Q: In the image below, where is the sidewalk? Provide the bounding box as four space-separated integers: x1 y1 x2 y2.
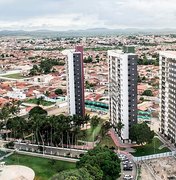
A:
108 128 136 148
155 132 176 151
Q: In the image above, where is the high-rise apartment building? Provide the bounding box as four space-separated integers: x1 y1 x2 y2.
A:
159 51 176 143
64 46 85 117
108 49 138 140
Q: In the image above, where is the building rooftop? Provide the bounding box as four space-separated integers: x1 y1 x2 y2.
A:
108 49 136 56
160 51 176 59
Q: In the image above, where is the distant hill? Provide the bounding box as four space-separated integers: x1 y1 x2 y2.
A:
0 28 176 38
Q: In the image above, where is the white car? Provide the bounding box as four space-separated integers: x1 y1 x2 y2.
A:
123 175 133 180
118 154 127 158
122 157 129 161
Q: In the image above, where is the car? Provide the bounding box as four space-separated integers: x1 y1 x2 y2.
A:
123 164 129 167
122 157 129 161
123 174 133 180
122 161 129 165
123 164 133 168
123 163 133 167
128 164 133 167
123 166 133 171
118 154 126 159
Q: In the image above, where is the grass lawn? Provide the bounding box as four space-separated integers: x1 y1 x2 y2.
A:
132 137 170 157
98 135 126 150
4 154 76 180
26 99 55 106
79 124 102 142
2 73 24 79
99 135 116 148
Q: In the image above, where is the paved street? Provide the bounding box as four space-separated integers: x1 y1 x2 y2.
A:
108 129 137 180
118 153 137 180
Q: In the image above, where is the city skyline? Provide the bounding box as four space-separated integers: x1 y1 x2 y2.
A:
0 0 176 30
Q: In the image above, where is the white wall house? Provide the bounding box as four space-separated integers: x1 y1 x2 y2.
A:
6 88 26 100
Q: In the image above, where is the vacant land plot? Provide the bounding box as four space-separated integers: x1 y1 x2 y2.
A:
2 73 24 79
140 157 176 180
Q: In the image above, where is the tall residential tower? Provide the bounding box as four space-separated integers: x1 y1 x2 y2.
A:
108 48 138 140
64 46 85 117
159 51 176 143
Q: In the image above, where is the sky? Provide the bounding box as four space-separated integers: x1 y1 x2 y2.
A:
0 0 175 31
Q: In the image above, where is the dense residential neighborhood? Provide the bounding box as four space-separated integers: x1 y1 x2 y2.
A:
0 33 176 179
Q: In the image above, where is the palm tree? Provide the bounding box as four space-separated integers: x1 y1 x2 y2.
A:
90 116 101 129
30 114 45 144
44 91 50 97
114 122 124 136
83 114 90 127
100 121 112 137
7 116 27 139
0 101 20 140
36 96 44 106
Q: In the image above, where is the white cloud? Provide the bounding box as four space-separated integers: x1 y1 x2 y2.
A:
0 0 175 30
0 13 104 30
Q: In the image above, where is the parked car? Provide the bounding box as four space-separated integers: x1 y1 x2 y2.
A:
123 163 133 168
122 157 129 161
118 154 126 159
123 174 133 180
122 161 129 165
123 166 133 171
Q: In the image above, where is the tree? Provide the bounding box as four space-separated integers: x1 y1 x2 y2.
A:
95 55 99 59
100 121 112 137
0 101 20 122
29 58 63 76
142 89 153 96
83 114 90 125
90 116 100 128
7 116 27 139
143 55 148 65
138 75 142 83
129 122 154 145
45 91 50 97
142 76 146 81
51 168 93 180
113 122 124 136
84 56 93 63
154 60 159 66
83 164 103 180
76 146 121 180
36 96 45 106
85 81 94 89
0 101 20 140
4 141 15 149
55 89 63 95
29 106 47 118
139 97 144 101
29 65 40 76
40 60 53 74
